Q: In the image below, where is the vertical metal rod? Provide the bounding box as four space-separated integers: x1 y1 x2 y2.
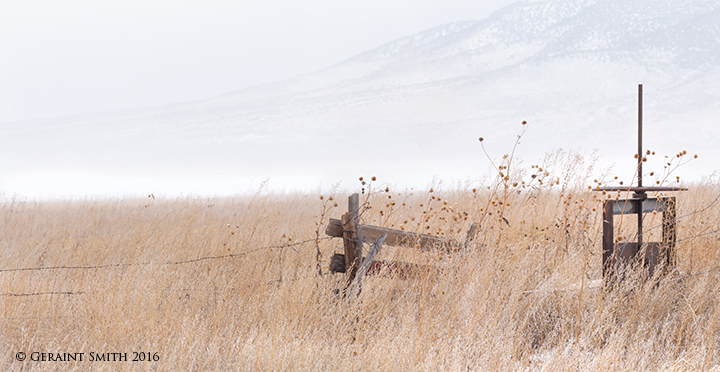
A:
637 84 643 250
638 84 643 188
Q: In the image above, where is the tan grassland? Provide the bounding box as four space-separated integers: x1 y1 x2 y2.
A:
2 153 720 371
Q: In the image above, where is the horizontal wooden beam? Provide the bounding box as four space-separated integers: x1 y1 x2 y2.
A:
326 218 452 250
595 186 687 192
609 197 674 215
329 253 439 280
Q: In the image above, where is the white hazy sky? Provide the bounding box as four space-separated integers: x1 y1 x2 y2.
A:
0 0 516 123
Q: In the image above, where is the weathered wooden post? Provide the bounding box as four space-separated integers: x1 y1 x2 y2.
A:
341 193 363 289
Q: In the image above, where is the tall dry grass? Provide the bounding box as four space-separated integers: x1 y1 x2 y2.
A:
2 153 720 371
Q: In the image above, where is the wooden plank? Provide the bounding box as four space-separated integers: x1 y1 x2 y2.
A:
366 261 438 280
643 242 662 277
662 197 677 267
325 218 344 237
348 233 387 296
326 218 450 250
329 254 439 281
611 197 667 215
329 253 346 273
596 186 687 192
464 223 479 249
602 201 614 277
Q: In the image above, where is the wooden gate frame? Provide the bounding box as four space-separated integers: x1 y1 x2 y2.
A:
326 193 478 286
601 195 677 277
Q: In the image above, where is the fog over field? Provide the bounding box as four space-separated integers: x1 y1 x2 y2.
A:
4 2 720 370
1 0 719 198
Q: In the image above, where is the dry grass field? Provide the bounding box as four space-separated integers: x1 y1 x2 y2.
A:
2 152 720 371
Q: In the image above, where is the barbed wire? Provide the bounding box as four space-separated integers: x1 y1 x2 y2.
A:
0 272 323 299
1 291 86 297
0 237 336 298
0 236 334 274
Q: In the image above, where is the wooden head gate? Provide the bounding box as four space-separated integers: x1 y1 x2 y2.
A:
595 84 687 278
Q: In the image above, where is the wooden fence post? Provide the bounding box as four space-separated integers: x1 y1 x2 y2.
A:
342 193 363 290
341 212 358 288
349 193 363 270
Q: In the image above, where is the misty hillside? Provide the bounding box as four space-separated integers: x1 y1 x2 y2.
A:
2 0 719 197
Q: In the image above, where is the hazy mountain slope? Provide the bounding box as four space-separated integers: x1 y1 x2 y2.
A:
2 0 719 197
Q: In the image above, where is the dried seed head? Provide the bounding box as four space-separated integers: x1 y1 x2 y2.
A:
372 176 377 181
522 120 527 125
479 137 484 142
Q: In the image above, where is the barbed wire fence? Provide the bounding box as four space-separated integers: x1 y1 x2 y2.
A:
3 191 720 298
0 236 335 298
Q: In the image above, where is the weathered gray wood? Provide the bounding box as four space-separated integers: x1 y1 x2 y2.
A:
602 201 614 277
341 213 358 287
464 223 479 249
662 197 677 267
348 233 387 296
329 253 346 273
611 197 667 215
329 255 438 281
327 218 450 250
348 193 363 276
325 218 344 237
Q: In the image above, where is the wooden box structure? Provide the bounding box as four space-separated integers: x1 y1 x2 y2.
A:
598 188 682 277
